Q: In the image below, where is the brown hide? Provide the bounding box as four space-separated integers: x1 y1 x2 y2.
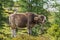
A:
9 12 38 29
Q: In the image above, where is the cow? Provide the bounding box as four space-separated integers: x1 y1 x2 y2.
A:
9 12 46 37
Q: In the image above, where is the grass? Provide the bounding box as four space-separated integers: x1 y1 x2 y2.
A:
0 22 52 40
0 33 51 40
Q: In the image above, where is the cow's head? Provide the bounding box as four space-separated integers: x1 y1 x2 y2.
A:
34 15 46 24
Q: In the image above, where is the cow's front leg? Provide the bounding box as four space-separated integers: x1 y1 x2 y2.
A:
27 27 32 35
11 28 16 37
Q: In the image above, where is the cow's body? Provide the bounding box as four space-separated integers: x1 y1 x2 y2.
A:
9 12 38 28
9 12 46 37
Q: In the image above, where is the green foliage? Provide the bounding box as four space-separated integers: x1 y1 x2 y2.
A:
0 34 51 40
43 34 56 40
54 12 60 26
16 0 50 14
31 24 40 36
0 0 14 7
12 34 50 40
0 0 60 40
12 34 36 40
47 24 60 40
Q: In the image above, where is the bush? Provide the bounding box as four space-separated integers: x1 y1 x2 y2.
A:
47 24 60 37
31 24 41 36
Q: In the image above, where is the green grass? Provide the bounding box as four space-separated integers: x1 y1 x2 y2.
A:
0 22 52 40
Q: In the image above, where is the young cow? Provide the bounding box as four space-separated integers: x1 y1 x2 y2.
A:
9 12 46 37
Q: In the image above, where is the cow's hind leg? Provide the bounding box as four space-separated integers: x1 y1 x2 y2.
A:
11 28 16 37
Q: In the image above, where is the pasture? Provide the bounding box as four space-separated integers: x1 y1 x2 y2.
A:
0 0 60 40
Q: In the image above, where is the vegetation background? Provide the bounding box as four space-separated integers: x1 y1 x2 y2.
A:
0 0 60 40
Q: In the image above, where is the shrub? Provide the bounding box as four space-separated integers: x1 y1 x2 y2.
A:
31 24 41 36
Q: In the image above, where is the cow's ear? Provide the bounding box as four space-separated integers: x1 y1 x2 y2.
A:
34 17 39 21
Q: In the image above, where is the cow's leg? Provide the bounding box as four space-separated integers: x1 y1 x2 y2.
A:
27 24 32 35
27 22 32 34
11 28 16 37
27 14 33 35
27 27 32 35
40 24 44 34
28 24 35 35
